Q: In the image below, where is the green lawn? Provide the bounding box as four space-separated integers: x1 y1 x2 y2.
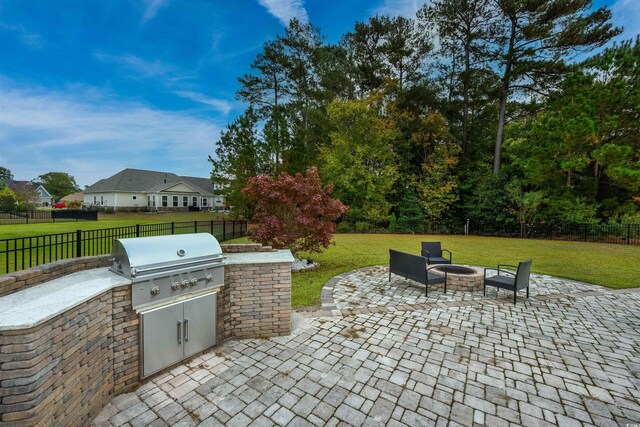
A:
230 233 640 307
0 211 229 239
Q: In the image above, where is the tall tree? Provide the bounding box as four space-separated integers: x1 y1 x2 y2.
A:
0 167 13 183
320 97 399 226
342 15 431 95
490 0 620 173
209 108 262 218
419 0 495 155
32 172 80 201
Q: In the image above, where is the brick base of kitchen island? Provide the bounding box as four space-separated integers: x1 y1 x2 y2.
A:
0 245 292 426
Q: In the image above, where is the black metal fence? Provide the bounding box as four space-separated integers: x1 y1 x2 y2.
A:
347 219 640 246
0 220 247 275
0 210 98 224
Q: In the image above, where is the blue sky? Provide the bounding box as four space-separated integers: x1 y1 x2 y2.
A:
0 0 638 188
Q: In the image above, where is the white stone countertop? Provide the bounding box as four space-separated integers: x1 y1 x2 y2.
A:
0 268 131 331
0 250 294 331
224 250 294 265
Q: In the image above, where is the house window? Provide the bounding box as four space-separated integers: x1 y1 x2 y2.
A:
162 196 168 207
94 196 97 204
132 195 137 200
172 196 179 207
152 195 156 207
201 198 208 207
183 196 188 207
192 196 198 207
100 196 104 205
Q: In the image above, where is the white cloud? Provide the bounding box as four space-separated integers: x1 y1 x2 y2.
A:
0 79 222 187
173 91 234 115
611 0 640 41
141 0 169 24
257 0 309 26
93 52 190 80
0 22 43 48
372 0 423 18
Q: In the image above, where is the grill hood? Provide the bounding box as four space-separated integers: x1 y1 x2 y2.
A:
111 233 224 279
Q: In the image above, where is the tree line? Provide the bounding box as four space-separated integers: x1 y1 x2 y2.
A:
211 0 639 233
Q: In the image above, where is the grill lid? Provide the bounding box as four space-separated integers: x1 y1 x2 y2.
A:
111 233 224 278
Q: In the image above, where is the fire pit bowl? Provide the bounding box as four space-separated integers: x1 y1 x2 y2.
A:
430 264 484 292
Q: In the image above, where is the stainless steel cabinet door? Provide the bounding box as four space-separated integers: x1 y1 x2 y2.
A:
183 293 217 358
141 302 184 377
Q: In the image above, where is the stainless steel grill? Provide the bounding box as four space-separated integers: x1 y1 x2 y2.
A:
110 233 225 378
111 233 225 309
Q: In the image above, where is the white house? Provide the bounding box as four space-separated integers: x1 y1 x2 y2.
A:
83 168 225 210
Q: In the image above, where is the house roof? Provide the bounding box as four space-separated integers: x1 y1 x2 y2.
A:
61 192 84 202
6 180 36 194
85 168 214 195
1 181 52 198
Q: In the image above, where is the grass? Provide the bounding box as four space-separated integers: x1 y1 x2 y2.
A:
229 233 640 307
0 211 229 240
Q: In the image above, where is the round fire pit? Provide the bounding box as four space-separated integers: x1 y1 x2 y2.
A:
430 264 484 292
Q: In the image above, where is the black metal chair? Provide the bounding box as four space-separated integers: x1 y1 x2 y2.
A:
389 249 447 297
483 259 532 305
421 242 452 265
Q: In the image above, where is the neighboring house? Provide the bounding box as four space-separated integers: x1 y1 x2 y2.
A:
61 192 84 203
2 180 54 207
84 168 225 210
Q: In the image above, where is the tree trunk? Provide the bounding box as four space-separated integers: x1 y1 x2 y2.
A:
493 17 517 174
462 33 471 156
493 80 509 174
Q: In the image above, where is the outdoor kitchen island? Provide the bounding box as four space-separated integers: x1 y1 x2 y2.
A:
0 241 293 427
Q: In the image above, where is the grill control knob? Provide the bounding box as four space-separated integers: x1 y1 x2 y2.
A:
190 278 198 287
205 274 213 283
150 286 160 296
171 282 180 291
181 280 189 289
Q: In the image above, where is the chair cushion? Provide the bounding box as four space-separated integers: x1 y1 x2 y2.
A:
427 272 446 284
427 257 450 264
484 274 516 290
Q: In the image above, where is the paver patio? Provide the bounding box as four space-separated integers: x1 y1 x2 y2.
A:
93 267 640 427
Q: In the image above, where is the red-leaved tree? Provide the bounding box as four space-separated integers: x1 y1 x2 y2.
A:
242 167 348 256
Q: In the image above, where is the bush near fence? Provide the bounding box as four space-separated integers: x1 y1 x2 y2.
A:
0 220 247 275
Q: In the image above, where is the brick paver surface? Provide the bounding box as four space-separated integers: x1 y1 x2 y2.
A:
93 268 640 427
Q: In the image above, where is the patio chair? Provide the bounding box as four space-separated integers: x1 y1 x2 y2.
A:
421 242 452 265
389 249 447 297
483 259 532 305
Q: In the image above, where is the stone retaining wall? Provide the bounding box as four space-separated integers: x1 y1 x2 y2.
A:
0 285 137 426
0 244 291 426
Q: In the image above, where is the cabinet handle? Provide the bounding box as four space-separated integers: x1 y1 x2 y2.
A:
177 320 182 344
184 318 189 342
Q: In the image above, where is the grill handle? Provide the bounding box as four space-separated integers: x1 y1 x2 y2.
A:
184 318 189 342
177 320 182 344
130 256 225 277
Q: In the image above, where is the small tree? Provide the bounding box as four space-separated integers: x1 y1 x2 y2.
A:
0 186 18 211
396 187 426 233
242 167 348 256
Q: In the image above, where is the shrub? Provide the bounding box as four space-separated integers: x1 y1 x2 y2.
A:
66 200 82 209
0 187 18 211
243 167 348 256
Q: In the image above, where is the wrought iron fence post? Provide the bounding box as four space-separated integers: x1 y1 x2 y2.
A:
583 224 588 242
76 230 82 258
223 220 226 241
135 224 140 238
194 220 198 233
171 222 175 235
210 220 214 235
232 221 236 238
627 224 631 245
